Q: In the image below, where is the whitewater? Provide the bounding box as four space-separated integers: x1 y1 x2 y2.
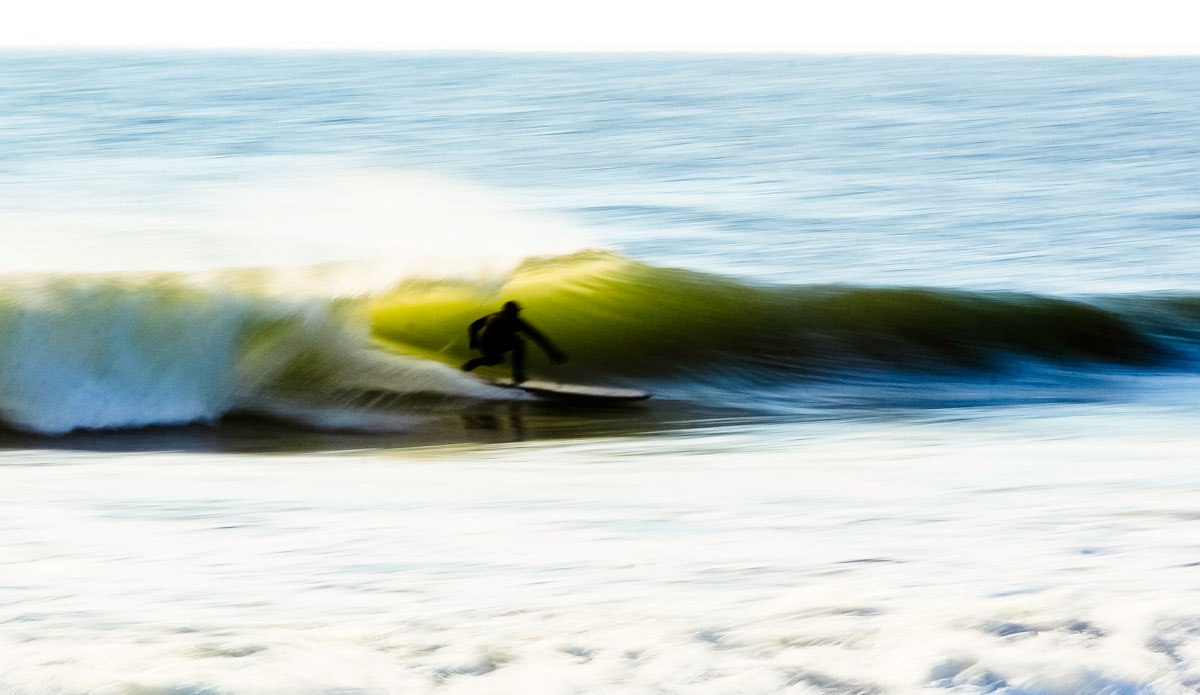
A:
2 52 1200 694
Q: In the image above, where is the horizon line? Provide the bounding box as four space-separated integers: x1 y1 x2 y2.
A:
3 45 1199 59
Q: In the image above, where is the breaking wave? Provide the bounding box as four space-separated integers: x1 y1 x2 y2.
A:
373 250 1200 380
2 251 1200 434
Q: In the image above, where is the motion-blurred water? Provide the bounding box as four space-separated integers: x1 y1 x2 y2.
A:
2 53 1198 289
2 53 1200 694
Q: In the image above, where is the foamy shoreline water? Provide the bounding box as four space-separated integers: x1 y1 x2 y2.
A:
3 407 1199 694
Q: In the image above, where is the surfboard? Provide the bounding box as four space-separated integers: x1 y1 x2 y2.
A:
487 378 651 404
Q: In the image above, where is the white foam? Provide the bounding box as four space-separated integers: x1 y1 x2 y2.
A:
3 414 1200 692
0 273 505 434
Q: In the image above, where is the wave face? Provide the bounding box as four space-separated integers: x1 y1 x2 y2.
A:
373 251 1200 384
2 252 1200 434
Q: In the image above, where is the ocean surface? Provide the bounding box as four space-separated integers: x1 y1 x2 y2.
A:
2 52 1200 694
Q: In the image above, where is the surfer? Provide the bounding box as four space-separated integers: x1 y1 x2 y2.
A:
461 301 567 384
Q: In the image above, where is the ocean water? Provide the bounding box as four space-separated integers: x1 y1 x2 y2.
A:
2 52 1200 694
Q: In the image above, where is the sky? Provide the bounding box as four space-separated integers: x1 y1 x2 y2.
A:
4 0 1200 55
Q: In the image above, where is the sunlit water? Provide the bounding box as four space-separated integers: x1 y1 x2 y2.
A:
1 53 1199 693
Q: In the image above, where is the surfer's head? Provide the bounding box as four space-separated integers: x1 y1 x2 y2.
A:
503 300 521 315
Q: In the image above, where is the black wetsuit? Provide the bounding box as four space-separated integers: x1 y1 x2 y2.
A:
461 310 563 383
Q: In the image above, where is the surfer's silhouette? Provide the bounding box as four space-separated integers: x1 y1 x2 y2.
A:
461 301 567 384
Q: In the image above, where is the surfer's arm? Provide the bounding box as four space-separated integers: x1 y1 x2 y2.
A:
467 317 487 349
518 320 567 364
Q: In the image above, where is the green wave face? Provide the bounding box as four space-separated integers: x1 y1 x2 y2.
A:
372 251 1178 383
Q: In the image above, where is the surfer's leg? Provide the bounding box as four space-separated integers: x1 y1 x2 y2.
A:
462 354 504 372
511 340 526 384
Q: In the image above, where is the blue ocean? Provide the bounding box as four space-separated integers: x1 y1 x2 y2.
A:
2 52 1200 694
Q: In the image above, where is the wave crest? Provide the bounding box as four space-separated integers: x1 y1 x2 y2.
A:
1 253 1198 434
